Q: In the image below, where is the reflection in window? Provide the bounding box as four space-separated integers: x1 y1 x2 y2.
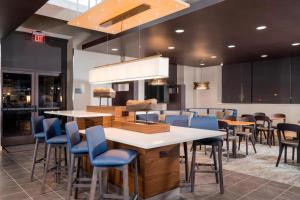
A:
39 75 62 108
2 73 32 108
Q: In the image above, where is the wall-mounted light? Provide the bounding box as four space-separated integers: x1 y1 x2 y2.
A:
194 82 209 90
149 78 167 86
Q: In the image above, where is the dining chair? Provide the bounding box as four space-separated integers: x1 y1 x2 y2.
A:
65 121 89 200
255 115 275 147
218 120 236 161
165 115 190 181
276 123 300 167
223 115 237 121
41 118 68 193
254 112 266 117
86 125 139 200
271 113 286 129
189 116 224 194
30 115 46 181
236 116 257 155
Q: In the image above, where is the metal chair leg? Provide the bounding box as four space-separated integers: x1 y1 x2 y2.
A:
30 138 39 181
217 142 224 194
123 165 129 200
211 145 219 184
183 142 189 182
41 144 51 193
75 157 81 199
66 154 75 200
89 167 99 200
134 158 139 198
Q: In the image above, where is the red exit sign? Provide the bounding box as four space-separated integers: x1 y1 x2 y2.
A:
32 31 45 43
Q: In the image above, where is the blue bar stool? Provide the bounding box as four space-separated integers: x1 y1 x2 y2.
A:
165 115 190 182
41 118 68 193
30 115 46 181
65 121 89 200
85 125 139 200
189 116 224 194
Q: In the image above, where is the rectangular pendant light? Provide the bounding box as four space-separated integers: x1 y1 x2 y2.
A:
89 55 169 84
68 0 190 34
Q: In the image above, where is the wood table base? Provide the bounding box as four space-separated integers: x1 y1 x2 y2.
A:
82 142 180 199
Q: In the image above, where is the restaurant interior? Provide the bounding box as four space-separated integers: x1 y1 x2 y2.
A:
0 0 300 199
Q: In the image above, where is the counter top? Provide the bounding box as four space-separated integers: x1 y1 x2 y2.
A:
44 110 112 118
79 126 225 149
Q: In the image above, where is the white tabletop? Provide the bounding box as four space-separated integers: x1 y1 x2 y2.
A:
44 110 112 118
79 126 225 149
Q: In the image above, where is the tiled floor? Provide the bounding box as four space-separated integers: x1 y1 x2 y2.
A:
0 142 300 200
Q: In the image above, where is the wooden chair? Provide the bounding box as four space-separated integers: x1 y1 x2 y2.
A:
236 116 257 155
254 112 266 117
276 123 300 167
255 115 275 147
271 113 286 129
218 120 236 161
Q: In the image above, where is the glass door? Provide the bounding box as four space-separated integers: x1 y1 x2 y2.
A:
37 74 62 115
2 72 35 146
1 72 63 147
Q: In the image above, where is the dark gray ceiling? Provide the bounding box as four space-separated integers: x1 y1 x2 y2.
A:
83 0 300 67
0 0 48 39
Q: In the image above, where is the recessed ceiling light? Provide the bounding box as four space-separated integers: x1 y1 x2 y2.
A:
292 42 300 46
200 63 205 66
261 54 268 58
111 48 118 51
175 29 184 33
227 44 236 48
168 46 175 50
211 55 217 59
256 25 267 30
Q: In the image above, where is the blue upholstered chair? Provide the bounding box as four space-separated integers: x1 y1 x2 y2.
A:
190 116 224 194
41 118 68 192
86 126 139 200
165 115 189 181
65 121 89 200
136 113 159 123
30 116 46 181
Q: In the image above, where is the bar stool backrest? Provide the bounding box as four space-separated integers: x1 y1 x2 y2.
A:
191 116 219 130
165 115 189 127
241 114 254 118
31 116 44 136
85 125 108 162
223 115 237 121
43 118 62 141
65 121 81 151
277 123 300 144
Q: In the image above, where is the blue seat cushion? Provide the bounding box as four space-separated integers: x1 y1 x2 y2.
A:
46 135 67 144
194 137 223 145
71 141 88 154
92 149 138 167
34 132 45 139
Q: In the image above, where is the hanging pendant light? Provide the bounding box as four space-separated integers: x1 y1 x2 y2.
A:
89 18 169 84
194 61 209 90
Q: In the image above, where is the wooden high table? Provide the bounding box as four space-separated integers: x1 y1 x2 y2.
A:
80 126 226 199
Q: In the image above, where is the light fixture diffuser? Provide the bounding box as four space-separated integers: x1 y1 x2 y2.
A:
89 55 169 84
68 0 190 34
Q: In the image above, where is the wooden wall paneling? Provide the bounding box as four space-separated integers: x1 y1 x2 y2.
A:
291 56 300 103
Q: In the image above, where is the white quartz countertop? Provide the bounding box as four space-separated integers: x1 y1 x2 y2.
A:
44 110 112 118
79 126 225 149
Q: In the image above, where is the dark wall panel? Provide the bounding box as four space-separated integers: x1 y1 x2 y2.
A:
1 32 66 72
252 58 291 103
291 56 300 103
222 62 252 103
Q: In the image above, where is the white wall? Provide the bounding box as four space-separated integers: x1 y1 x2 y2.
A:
73 50 121 109
73 50 144 109
182 65 300 123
